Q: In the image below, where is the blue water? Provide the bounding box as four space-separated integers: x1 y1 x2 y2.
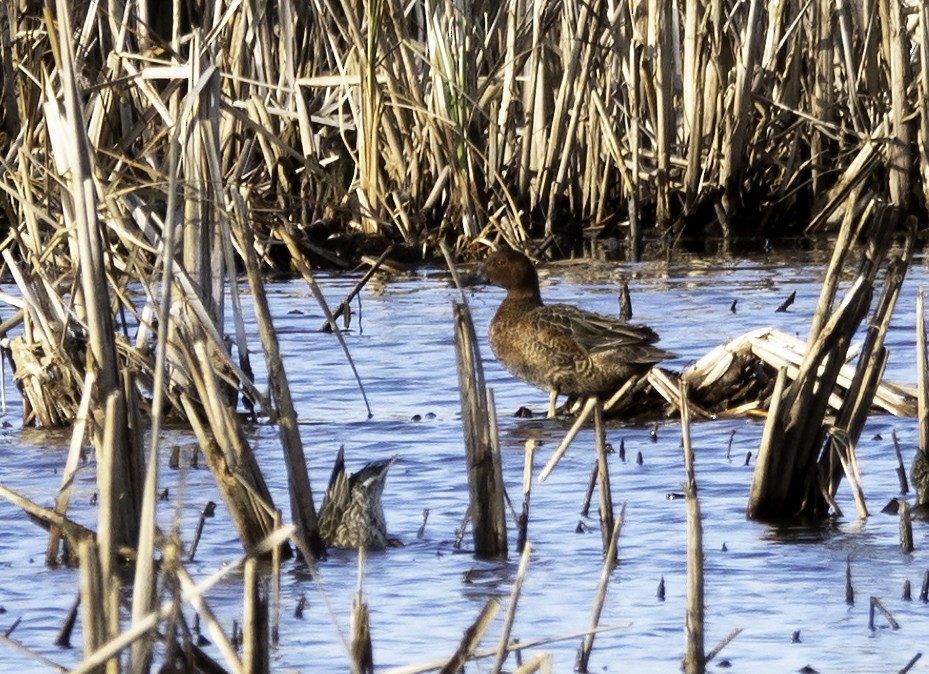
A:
1 248 928 673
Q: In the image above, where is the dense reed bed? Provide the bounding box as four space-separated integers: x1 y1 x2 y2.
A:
0 0 926 267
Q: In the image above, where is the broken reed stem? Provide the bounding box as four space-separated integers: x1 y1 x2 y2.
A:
272 510 282 646
453 300 507 557
830 430 869 519
235 218 324 559
915 288 929 506
55 593 80 648
79 539 110 674
869 596 900 630
492 541 532 674
705 627 744 665
681 381 705 674
539 397 597 481
511 652 552 673
278 226 372 418
243 557 270 674
439 598 501 674
68 524 293 674
517 440 537 553
900 500 914 554
900 652 923 673
892 430 909 494
130 137 180 669
381 623 631 674
593 400 615 561
320 243 396 331
846 556 855 605
47 370 95 564
351 549 373 674
576 503 624 673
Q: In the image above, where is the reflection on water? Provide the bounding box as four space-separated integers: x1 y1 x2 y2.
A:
0 254 928 672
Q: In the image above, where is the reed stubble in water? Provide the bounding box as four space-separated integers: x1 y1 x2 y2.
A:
453 299 508 558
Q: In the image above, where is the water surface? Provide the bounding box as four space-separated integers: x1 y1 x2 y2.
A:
1 251 928 673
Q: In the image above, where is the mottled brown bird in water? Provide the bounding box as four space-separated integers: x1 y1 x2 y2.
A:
486 248 673 416
319 446 397 549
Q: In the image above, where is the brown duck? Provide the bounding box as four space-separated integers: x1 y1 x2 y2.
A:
318 446 397 549
486 249 673 416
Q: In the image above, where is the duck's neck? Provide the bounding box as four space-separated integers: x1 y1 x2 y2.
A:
503 286 543 307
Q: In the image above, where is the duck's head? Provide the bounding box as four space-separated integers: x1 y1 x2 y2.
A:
484 249 541 298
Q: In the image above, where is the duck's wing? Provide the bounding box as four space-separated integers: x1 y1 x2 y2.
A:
538 304 664 355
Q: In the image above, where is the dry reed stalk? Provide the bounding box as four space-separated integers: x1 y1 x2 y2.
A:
382 622 631 674
878 0 914 209
492 541 532 673
179 345 279 555
46 370 95 564
810 0 835 196
593 401 615 561
512 653 553 674
69 528 293 674
748 206 897 519
440 598 501 674
453 300 508 558
681 381 705 674
233 211 325 559
0 631 67 672
78 540 109 674
278 225 372 417
918 293 929 443
130 136 182 673
47 0 144 554
538 397 597 481
517 439 537 553
351 549 374 674
720 0 763 217
917 2 929 210
899 500 914 554
821 238 912 505
243 557 270 674
916 288 929 505
575 503 624 673
272 509 282 646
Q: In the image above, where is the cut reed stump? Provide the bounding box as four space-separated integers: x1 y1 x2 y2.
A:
747 204 906 520
453 300 508 559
